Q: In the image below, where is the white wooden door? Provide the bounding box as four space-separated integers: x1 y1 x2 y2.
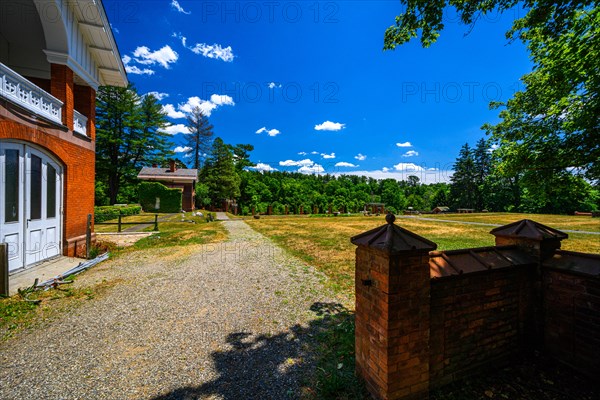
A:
24 147 62 266
0 141 62 271
0 142 25 271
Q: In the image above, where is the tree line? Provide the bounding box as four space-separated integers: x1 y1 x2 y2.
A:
95 85 598 215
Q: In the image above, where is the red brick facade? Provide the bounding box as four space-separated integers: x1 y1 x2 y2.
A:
50 64 75 131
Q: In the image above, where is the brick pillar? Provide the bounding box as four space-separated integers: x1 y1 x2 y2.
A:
352 214 437 400
74 84 96 139
50 64 74 130
251 206 256 216
490 219 567 351
267 205 272 215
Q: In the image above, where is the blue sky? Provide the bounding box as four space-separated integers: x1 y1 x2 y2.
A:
105 0 531 183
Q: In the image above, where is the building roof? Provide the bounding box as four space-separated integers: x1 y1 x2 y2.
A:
429 245 535 279
78 0 128 87
351 214 437 254
490 219 568 241
138 167 198 182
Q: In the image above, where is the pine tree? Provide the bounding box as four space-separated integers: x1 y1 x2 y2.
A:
450 143 477 210
184 106 213 170
201 138 241 206
473 138 492 210
96 87 172 204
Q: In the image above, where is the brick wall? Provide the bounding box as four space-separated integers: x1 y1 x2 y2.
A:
0 116 95 258
429 267 534 388
543 269 600 376
354 220 599 400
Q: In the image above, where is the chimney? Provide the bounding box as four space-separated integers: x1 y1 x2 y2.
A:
169 160 177 172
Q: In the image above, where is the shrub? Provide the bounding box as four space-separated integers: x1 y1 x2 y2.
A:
138 181 182 213
94 205 141 223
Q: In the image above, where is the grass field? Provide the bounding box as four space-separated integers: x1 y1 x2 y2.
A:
425 212 600 232
247 213 599 297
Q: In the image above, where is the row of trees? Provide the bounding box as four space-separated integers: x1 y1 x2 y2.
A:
451 139 599 214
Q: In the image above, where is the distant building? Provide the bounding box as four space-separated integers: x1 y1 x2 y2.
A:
432 206 450 214
138 161 197 211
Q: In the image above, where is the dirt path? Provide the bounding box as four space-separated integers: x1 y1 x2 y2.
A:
0 220 339 399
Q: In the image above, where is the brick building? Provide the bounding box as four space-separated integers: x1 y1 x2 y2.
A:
0 0 127 272
138 161 198 211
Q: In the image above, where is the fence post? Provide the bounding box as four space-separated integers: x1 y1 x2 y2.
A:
86 214 92 259
1 243 8 296
154 214 159 231
351 214 437 400
118 214 122 233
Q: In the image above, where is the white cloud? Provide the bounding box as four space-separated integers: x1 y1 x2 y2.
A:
298 151 307 155
255 127 280 137
394 162 426 172
321 152 335 159
396 141 412 147
163 104 186 119
315 120 345 131
335 162 357 167
299 164 325 174
171 0 191 14
191 43 234 62
310 151 319 155
160 123 188 135
210 94 235 106
175 34 235 62
250 163 277 172
124 65 155 75
146 91 169 100
279 158 324 174
382 167 390 172
132 45 178 69
175 94 234 117
173 146 192 153
402 150 419 157
354 153 366 161
268 82 282 89
279 159 315 167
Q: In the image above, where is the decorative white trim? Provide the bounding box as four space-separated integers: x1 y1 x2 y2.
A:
73 109 88 136
0 63 63 124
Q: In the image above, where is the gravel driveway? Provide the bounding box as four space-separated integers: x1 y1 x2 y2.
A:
0 220 341 399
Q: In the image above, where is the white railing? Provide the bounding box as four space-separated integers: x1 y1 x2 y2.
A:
0 62 63 125
73 109 88 136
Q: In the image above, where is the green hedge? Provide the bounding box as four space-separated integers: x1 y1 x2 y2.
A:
139 181 182 213
94 204 141 223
